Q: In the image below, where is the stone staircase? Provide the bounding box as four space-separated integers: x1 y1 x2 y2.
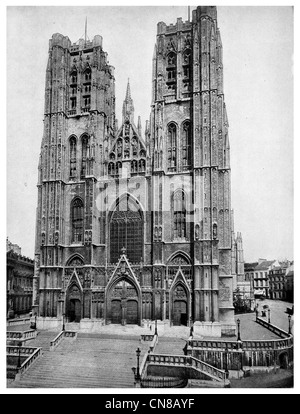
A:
28 331 57 351
8 332 149 389
154 336 186 355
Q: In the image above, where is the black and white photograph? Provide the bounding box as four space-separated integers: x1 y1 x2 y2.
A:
4 0 296 395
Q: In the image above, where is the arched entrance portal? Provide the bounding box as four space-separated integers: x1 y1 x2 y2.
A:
108 279 139 325
66 284 82 323
172 284 188 326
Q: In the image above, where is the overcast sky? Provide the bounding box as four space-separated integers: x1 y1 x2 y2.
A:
5 2 294 263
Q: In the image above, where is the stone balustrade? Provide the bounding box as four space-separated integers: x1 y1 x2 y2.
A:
16 347 42 379
7 318 31 327
50 330 77 351
256 317 290 338
7 329 37 345
144 353 226 383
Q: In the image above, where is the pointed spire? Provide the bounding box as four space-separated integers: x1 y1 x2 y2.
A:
122 78 135 124
125 78 131 100
138 116 142 136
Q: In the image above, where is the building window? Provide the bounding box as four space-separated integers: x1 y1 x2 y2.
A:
182 120 191 169
69 136 77 178
71 198 84 243
182 49 191 81
166 52 176 92
81 135 89 178
110 196 143 263
173 190 186 239
167 123 177 171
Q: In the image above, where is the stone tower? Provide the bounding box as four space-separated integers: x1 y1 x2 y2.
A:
33 6 237 337
32 33 116 325
148 6 235 336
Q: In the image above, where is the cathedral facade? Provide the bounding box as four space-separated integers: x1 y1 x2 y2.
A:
33 6 237 337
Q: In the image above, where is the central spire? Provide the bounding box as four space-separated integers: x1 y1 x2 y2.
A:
122 78 135 123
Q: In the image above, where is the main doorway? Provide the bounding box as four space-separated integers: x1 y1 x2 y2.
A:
172 284 188 326
69 299 81 322
66 284 82 323
108 279 139 325
173 300 188 326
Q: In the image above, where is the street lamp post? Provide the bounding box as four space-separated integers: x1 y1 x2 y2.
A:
237 318 241 342
62 313 65 331
268 309 271 324
288 314 292 335
136 347 141 381
154 319 158 336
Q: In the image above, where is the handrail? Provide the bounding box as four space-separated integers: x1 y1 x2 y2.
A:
50 330 77 351
7 330 37 341
7 318 31 327
50 331 64 351
141 376 188 388
188 335 293 351
17 347 42 378
256 317 290 338
145 353 226 382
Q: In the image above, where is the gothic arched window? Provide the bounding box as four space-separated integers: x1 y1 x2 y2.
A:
167 123 177 171
166 52 176 92
182 120 191 169
69 136 77 179
70 70 77 111
110 196 143 264
173 190 186 239
81 135 89 178
182 49 191 80
71 198 84 244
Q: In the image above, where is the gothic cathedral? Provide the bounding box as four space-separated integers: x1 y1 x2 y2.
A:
33 6 237 337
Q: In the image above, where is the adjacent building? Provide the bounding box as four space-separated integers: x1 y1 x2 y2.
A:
6 238 34 318
285 264 294 303
33 6 242 337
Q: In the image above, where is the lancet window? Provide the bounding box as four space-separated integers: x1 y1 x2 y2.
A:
71 198 84 243
167 123 177 171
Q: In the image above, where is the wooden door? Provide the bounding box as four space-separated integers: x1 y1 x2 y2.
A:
173 300 187 326
126 300 138 324
111 300 122 324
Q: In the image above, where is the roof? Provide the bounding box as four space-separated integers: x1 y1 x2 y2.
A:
244 262 258 271
254 260 275 271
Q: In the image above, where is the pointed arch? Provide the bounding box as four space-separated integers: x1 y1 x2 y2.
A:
167 122 177 171
69 135 77 178
167 250 191 266
109 194 144 264
66 254 85 267
65 270 83 323
81 134 89 178
169 274 190 326
172 189 187 239
71 197 84 244
181 120 192 169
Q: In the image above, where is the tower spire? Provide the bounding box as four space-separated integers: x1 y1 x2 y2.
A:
122 78 134 123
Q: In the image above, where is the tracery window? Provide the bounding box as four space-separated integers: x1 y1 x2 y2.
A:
81 135 89 178
166 52 176 92
69 136 77 179
182 49 191 80
167 123 177 171
173 190 186 239
182 121 191 168
71 198 84 243
110 196 143 264
70 70 78 111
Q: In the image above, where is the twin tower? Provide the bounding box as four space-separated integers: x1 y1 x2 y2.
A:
33 6 240 337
